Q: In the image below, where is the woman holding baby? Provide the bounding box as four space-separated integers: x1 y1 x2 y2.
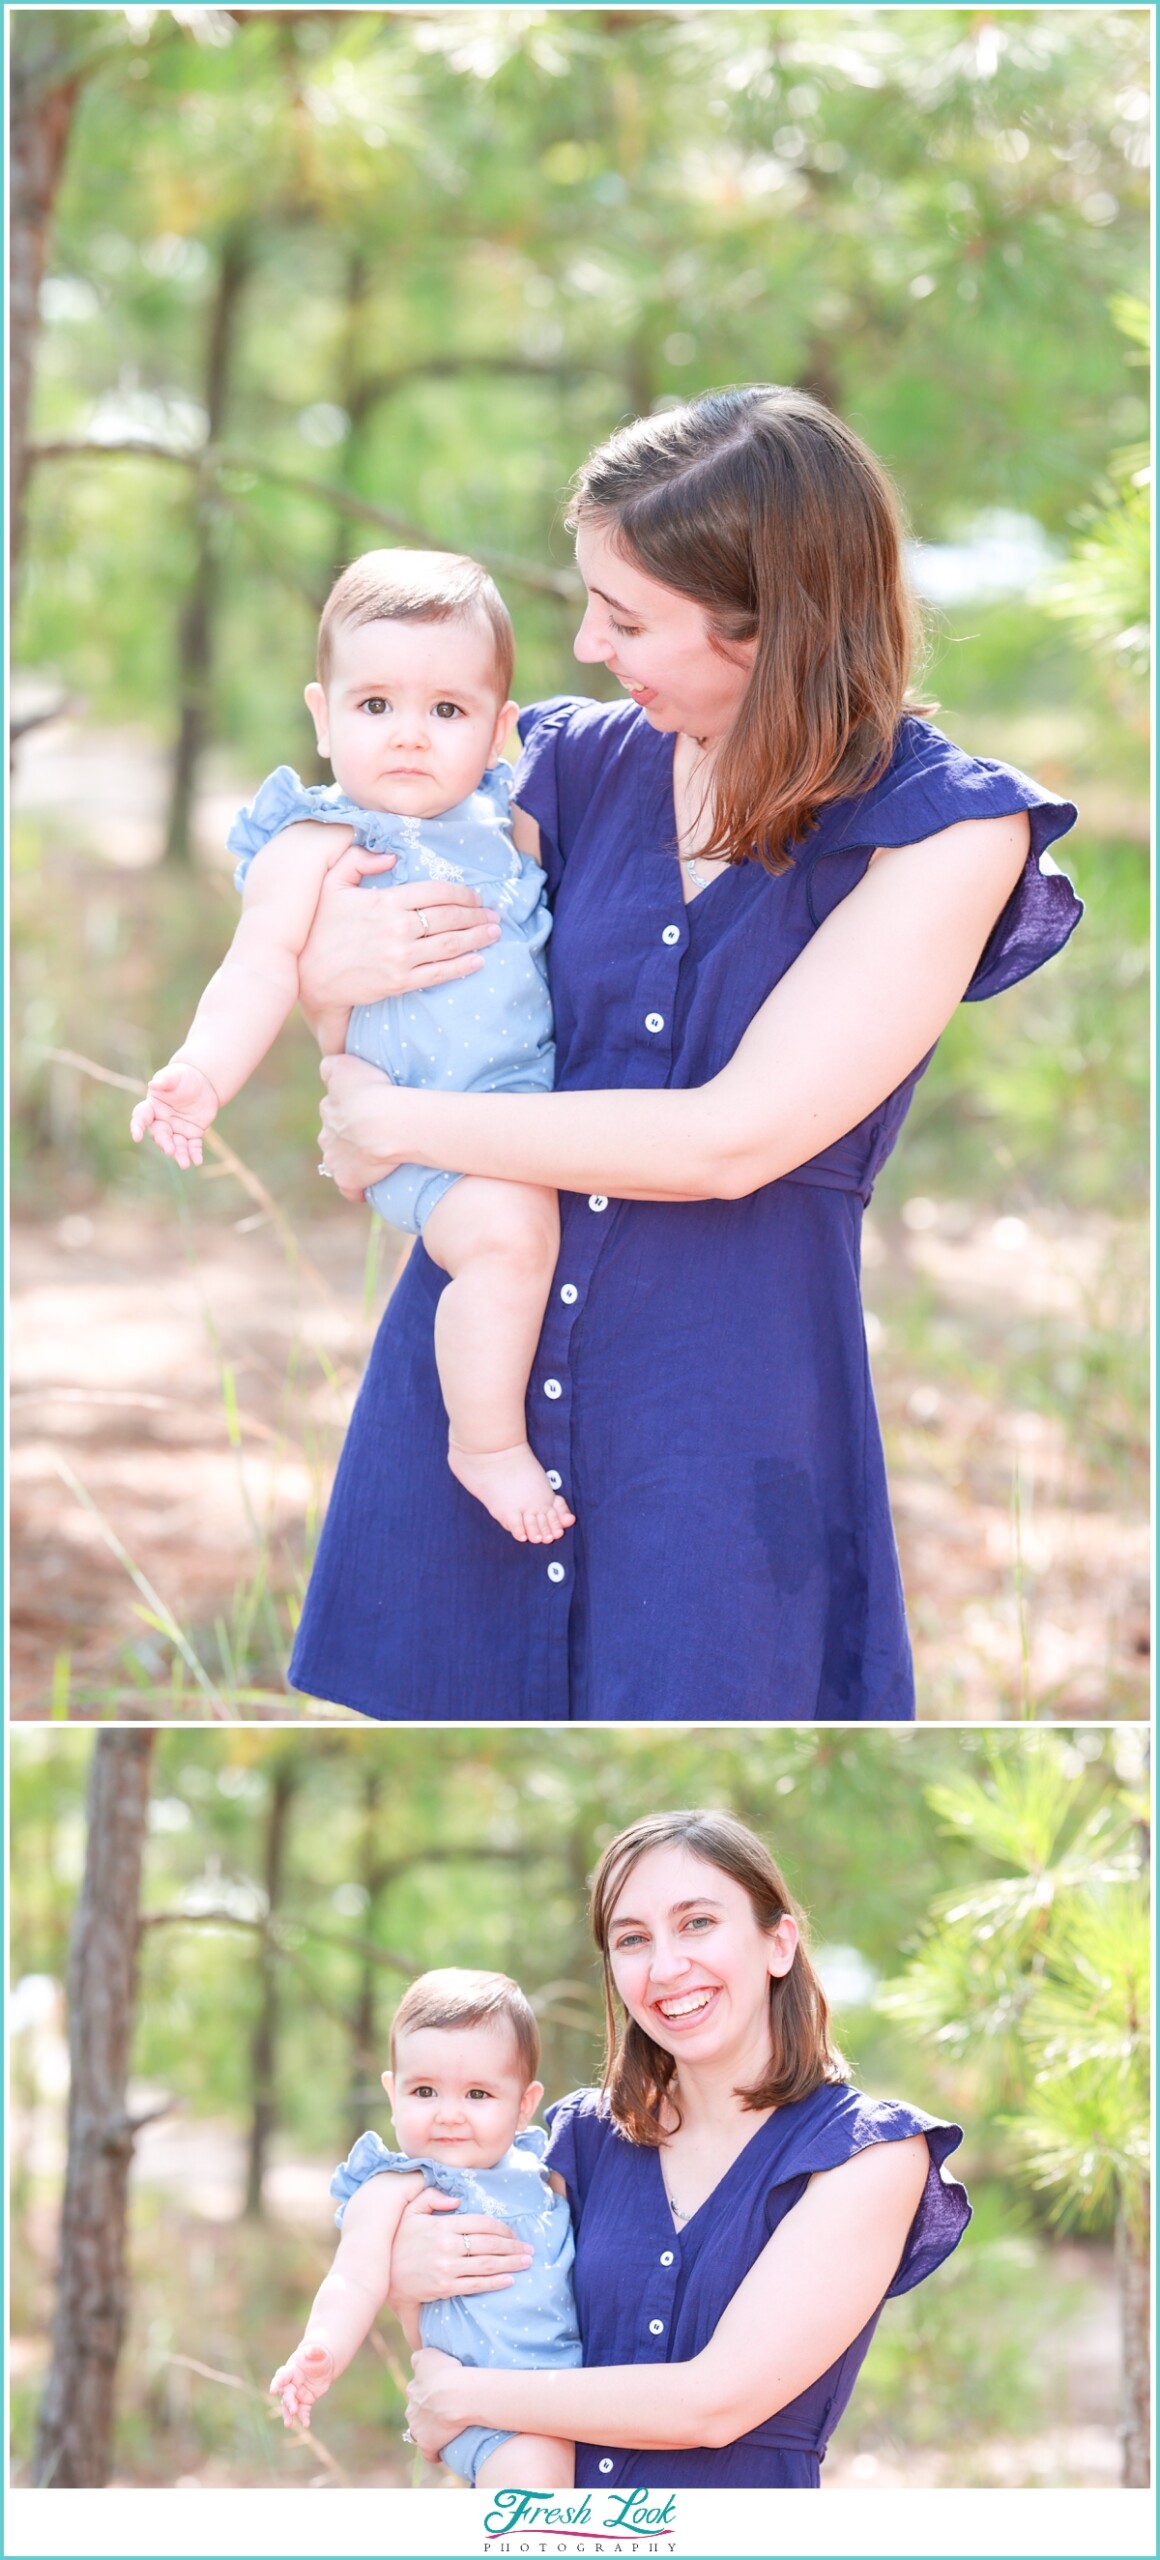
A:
138 383 1081 1719
298 386 1080 1721
272 1810 969 2488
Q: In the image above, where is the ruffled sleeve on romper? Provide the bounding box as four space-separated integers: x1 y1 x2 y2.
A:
227 764 358 892
330 2128 461 2225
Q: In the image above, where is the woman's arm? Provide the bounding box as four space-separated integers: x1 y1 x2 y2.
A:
406 2136 929 2455
319 813 1030 1202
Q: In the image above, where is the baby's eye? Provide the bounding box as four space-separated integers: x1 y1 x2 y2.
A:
360 696 389 715
465 2088 493 2103
412 2083 437 2098
433 700 465 720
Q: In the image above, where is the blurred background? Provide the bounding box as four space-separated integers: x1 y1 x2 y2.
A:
10 1724 1150 2490
10 6 1150 1716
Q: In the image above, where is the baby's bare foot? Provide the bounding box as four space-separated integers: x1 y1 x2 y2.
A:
448 1440 575 1543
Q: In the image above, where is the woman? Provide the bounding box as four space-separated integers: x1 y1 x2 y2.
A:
295 386 1080 1718
397 1809 970 2488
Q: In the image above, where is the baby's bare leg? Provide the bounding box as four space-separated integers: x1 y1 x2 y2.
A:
475 2435 575 2490
422 1178 575 1544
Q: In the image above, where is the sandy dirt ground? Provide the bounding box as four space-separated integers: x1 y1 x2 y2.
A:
10 1194 1149 1719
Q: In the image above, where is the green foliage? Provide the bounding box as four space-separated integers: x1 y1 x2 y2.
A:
1044 294 1151 676
880 1736 1150 2234
848 2186 1082 2452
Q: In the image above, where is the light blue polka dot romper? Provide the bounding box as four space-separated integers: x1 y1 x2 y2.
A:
331 2124 582 2485
228 762 555 1234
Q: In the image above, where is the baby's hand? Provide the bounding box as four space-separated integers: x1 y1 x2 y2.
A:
269 2335 336 2430
130 1062 220 1168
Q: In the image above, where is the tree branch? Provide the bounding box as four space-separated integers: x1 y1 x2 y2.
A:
24 438 582 601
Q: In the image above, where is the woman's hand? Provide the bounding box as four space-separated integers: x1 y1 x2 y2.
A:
388 2186 534 2308
269 2334 336 2430
318 1054 421 1199
406 2347 471 2460
297 848 501 1027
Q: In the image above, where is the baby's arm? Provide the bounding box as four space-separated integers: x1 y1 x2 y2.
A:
271 2165 423 2430
131 824 359 1167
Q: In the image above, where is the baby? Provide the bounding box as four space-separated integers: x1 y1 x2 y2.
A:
130 549 574 1545
271 1968 579 2489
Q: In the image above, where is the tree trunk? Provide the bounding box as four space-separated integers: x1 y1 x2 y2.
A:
33 1731 157 2488
243 1756 298 2218
164 228 251 863
1117 2203 1151 2485
345 1763 385 2150
9 18 85 569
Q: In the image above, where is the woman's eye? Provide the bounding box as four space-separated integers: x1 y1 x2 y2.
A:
361 697 389 715
614 1931 646 1950
685 1916 714 1932
608 617 642 638
433 701 464 720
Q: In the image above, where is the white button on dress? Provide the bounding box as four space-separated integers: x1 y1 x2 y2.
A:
599 2459 614 2474
649 2318 664 2335
662 924 681 945
560 1282 578 1304
547 1561 565 1583
588 1194 608 1212
546 1470 563 1491
544 1377 563 1399
645 1012 665 1033
659 2250 674 2266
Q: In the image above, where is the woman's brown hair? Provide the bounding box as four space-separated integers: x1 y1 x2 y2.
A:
589 1809 846 2145
568 384 926 874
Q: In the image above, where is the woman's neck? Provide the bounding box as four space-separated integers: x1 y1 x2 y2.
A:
661 2027 776 2137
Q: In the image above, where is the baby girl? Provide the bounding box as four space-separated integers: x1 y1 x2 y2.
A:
271 1968 579 2490
130 549 573 1545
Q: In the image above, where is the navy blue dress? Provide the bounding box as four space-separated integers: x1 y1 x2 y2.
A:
288 703 1079 1720
542 2082 970 2489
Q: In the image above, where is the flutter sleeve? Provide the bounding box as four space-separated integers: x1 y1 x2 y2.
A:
812 716 1082 1000
330 2130 425 2227
228 765 352 892
513 696 628 894
543 2087 615 2221
786 2087 970 2298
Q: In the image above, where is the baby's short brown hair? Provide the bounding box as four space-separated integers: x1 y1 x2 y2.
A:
317 548 515 699
389 1967 540 2083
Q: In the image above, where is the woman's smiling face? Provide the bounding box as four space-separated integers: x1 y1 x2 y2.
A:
606 1842 798 2069
572 519 756 743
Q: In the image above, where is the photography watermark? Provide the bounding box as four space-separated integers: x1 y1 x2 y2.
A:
482 2485 678 2555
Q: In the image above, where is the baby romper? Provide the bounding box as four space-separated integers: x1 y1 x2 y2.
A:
331 2123 582 2483
228 761 555 1233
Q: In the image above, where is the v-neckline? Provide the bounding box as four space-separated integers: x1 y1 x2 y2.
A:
659 731 738 912
653 2106 780 2238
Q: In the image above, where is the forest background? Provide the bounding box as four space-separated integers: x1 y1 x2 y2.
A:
9 2 1151 1718
9 1724 1152 2490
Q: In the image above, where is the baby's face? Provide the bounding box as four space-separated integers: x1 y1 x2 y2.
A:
384 2020 542 2170
305 617 516 820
